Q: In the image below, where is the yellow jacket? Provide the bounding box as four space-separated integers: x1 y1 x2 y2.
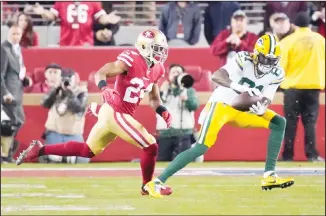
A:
280 27 325 90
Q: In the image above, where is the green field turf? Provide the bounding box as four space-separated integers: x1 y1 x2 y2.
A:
1 162 325 215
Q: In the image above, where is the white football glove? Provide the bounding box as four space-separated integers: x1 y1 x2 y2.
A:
249 101 268 115
244 88 262 97
230 82 262 97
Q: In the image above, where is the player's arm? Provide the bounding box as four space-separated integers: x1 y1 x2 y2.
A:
94 60 128 90
148 84 162 110
212 57 245 94
149 84 172 128
262 77 284 105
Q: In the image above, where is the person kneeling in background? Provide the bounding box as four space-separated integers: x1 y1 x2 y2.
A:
156 64 199 161
39 68 89 164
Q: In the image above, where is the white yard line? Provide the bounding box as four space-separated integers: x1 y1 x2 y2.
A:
177 184 324 187
1 184 46 188
1 193 84 198
1 167 325 171
1 205 135 213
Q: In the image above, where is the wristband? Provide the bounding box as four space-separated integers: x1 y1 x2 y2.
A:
156 105 167 116
230 82 244 93
97 80 107 90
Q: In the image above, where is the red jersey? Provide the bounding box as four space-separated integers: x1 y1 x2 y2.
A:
105 50 165 115
50 2 105 46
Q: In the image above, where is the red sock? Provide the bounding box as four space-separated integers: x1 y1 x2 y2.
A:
140 143 158 185
40 141 95 158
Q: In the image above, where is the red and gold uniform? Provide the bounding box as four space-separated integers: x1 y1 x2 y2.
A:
88 50 165 154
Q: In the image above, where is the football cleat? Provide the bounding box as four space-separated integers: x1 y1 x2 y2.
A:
16 140 43 165
261 174 294 190
144 180 173 198
141 184 173 196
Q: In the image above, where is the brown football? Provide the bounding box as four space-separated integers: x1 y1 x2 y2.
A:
231 92 266 112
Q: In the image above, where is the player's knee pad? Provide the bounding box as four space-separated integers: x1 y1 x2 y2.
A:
270 115 286 131
144 143 158 156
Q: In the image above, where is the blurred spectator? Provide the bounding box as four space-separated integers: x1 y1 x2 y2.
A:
93 20 119 46
280 12 325 162
32 1 121 46
270 13 296 41
39 68 89 164
156 64 199 161
159 2 201 46
311 7 325 37
124 2 156 25
16 13 39 47
264 2 308 33
30 63 62 93
204 2 240 45
3 1 54 26
1 24 32 163
210 10 258 68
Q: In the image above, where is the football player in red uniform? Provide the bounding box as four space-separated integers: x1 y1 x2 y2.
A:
16 29 173 196
33 2 120 46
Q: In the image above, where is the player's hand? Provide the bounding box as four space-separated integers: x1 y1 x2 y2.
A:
245 88 262 97
162 111 172 128
249 100 268 115
3 93 14 104
101 86 119 103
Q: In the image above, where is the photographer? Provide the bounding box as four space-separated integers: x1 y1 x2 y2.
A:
39 68 89 164
156 64 199 161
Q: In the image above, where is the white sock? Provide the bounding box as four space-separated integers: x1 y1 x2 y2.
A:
263 171 276 178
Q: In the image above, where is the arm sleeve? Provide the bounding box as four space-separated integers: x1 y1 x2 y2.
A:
262 84 280 101
210 30 230 56
263 69 285 100
1 47 9 95
220 52 244 80
50 2 60 18
67 91 88 113
110 23 120 35
184 88 199 111
41 88 59 108
116 50 135 68
188 6 202 45
93 22 104 32
93 2 106 20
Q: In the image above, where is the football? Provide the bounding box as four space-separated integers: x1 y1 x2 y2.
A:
231 92 264 112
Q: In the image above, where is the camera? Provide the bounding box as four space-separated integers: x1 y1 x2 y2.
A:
173 73 195 89
62 77 71 87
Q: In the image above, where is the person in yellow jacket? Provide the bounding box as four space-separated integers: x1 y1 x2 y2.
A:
280 12 325 162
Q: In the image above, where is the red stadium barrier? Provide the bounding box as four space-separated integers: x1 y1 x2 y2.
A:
18 47 325 162
22 47 219 80
16 104 325 162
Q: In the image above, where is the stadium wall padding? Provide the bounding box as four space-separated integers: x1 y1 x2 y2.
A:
17 48 325 162
16 104 325 162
